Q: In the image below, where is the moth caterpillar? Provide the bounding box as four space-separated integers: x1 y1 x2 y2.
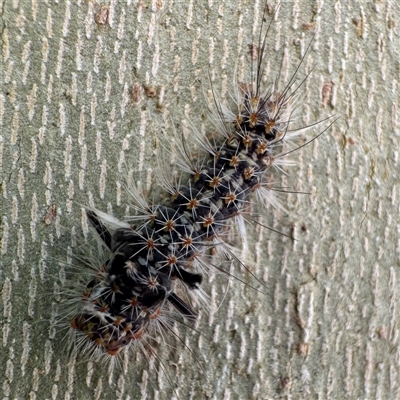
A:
60 0 334 381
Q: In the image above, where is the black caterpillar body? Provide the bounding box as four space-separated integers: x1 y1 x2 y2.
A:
71 87 292 357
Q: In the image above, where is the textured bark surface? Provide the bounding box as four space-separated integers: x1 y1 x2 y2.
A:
1 1 399 399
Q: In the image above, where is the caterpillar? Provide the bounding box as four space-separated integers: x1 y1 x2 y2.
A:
62 0 334 375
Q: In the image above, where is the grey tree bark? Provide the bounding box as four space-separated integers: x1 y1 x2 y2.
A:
1 1 399 399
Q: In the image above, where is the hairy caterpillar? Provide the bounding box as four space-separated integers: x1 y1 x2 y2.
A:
59 0 334 382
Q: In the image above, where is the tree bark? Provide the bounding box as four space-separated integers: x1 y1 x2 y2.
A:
1 1 399 399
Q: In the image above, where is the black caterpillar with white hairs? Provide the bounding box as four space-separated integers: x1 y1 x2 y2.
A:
66 3 334 364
